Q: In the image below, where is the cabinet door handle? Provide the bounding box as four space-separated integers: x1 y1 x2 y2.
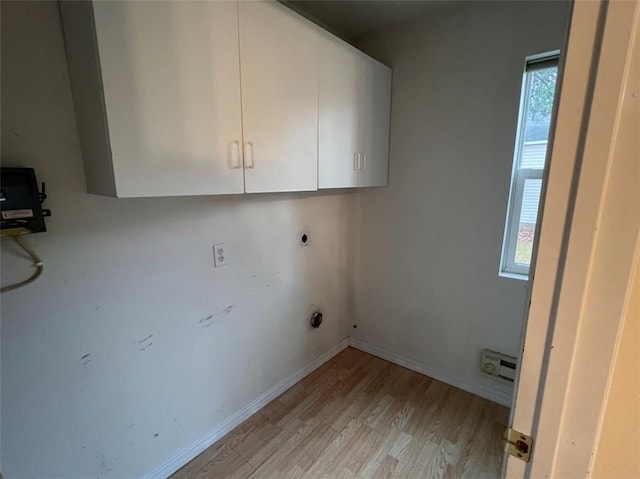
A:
362 153 367 170
244 142 255 169
354 152 360 171
231 140 242 169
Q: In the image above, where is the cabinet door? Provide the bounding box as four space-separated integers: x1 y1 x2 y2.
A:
359 57 392 187
239 1 319 193
318 33 361 189
93 1 244 197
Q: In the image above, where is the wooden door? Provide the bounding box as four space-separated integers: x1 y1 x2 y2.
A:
505 2 640 477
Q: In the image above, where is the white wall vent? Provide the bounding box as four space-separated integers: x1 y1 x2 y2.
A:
481 348 517 382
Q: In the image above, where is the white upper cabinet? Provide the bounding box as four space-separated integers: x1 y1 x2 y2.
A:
318 33 361 189
62 0 244 197
238 2 319 193
318 32 392 189
359 58 392 187
62 0 391 197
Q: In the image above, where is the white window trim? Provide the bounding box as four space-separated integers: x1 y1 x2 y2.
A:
503 168 544 276
499 52 558 280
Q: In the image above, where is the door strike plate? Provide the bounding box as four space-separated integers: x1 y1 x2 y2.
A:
504 427 533 462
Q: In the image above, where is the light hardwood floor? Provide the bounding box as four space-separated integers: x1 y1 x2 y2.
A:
171 347 508 479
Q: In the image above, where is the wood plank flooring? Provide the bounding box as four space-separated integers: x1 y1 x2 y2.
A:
171 347 508 479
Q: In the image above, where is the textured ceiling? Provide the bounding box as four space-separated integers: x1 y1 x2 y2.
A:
284 1 448 42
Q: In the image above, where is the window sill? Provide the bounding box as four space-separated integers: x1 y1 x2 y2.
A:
499 271 530 281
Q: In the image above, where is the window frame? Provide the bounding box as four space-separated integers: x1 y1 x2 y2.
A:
500 52 559 280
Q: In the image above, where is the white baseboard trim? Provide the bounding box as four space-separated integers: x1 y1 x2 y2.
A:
349 338 512 407
143 337 350 479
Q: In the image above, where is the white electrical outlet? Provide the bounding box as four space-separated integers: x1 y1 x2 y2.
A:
213 243 228 267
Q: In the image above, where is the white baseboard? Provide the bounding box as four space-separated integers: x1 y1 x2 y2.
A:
143 337 350 479
349 338 512 407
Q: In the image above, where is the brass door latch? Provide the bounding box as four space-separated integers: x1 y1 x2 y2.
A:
505 427 533 462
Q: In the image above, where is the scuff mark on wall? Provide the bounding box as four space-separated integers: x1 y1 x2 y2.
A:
198 314 214 325
81 353 92 365
138 335 154 351
198 305 238 329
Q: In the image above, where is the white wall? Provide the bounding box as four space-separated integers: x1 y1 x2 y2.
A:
0 2 353 477
352 1 571 404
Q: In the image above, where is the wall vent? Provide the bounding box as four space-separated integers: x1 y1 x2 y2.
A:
481 349 517 382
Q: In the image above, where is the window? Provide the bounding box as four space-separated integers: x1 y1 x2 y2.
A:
500 54 559 279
